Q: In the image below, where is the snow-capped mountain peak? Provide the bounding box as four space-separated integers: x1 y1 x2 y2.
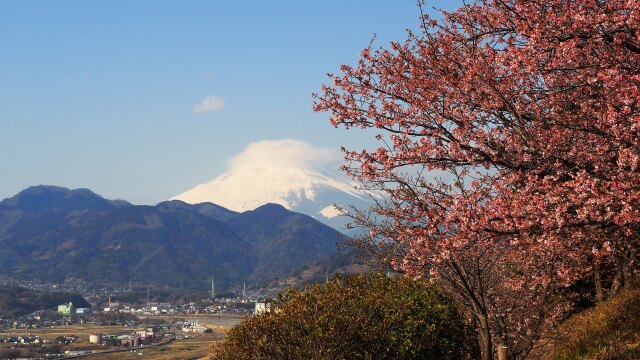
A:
173 165 365 212
171 139 376 231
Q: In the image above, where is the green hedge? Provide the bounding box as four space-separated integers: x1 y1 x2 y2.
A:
212 273 476 360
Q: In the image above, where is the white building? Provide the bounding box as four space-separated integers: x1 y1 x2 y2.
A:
182 324 210 333
89 334 102 344
254 302 272 315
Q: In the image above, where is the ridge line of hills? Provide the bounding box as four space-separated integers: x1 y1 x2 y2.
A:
0 185 357 291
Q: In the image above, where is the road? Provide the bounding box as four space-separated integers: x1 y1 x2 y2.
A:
66 335 177 359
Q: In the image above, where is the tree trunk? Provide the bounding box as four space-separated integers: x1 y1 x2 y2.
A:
477 314 493 360
595 269 605 304
610 269 624 298
609 250 632 299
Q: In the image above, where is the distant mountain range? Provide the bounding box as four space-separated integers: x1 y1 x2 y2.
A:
0 185 354 291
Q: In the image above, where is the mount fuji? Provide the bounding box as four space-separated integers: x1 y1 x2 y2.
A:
171 139 377 232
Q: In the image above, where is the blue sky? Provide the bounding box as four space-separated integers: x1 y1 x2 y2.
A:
0 1 460 204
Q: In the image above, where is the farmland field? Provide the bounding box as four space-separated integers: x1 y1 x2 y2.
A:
0 314 244 359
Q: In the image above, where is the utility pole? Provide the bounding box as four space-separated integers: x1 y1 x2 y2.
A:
147 287 150 309
210 276 215 300
243 282 246 298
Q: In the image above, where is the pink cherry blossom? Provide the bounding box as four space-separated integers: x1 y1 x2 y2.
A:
314 1 639 359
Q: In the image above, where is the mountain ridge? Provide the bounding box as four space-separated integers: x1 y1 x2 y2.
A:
0 185 350 290
1 185 118 211
226 203 346 282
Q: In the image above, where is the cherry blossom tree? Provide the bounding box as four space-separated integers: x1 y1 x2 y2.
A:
314 1 639 359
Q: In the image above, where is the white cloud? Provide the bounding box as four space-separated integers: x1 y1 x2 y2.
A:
170 139 367 214
228 139 339 171
193 95 225 113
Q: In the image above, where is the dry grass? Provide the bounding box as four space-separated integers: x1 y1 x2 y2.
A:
543 285 640 360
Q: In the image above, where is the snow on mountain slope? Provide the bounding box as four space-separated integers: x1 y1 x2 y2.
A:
171 139 377 232
174 166 365 212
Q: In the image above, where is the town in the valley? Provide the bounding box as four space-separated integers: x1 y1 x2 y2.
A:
0 278 277 359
